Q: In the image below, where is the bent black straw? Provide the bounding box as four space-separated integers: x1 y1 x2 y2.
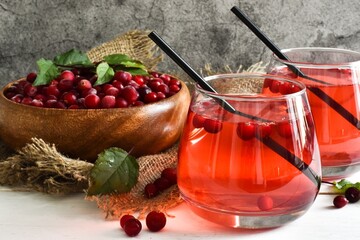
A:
231 6 330 86
148 31 320 187
148 31 269 122
231 6 360 130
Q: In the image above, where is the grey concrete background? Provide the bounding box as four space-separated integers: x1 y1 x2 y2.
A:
1 0 360 87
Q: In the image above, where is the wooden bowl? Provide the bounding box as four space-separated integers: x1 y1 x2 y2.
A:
0 79 191 162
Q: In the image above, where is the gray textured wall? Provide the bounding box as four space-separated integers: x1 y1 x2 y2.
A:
1 0 360 87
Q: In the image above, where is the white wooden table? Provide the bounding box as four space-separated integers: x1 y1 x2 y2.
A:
1 173 360 240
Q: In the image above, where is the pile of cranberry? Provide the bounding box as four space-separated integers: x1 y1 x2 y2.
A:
3 69 181 109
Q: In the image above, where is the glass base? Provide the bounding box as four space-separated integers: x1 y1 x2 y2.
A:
182 194 307 229
322 162 360 181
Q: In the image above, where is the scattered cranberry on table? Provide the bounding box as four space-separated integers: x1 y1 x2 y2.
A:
333 187 360 208
120 211 167 237
4 70 181 109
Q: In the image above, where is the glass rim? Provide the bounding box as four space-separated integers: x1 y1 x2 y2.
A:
272 47 360 68
197 73 307 101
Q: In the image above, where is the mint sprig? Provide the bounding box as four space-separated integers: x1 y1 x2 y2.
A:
333 179 360 193
87 147 139 196
32 49 148 86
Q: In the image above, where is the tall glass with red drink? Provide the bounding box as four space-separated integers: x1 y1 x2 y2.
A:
269 48 360 180
177 73 321 229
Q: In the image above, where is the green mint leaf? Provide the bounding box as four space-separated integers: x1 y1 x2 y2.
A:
333 179 360 193
33 58 60 86
94 62 115 86
104 54 132 65
120 60 147 70
87 147 139 196
53 49 93 67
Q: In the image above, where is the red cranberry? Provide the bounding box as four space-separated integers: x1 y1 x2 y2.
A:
54 101 66 109
137 86 152 98
84 94 100 109
45 99 58 108
146 211 166 232
257 196 274 211
77 79 92 91
31 99 44 107
144 183 159 199
279 82 290 95
115 98 129 108
269 80 280 93
104 86 119 96
81 87 97 98
147 79 162 91
123 218 142 237
46 85 60 97
62 92 78 106
34 94 46 102
156 92 166 100
144 92 158 103
114 71 132 83
132 100 144 107
203 119 223 133
169 84 180 93
121 86 139 103
11 94 23 103
192 114 206 128
345 187 360 203
21 97 33 105
58 79 74 92
26 72 37 83
154 177 171 192
169 78 180 86
156 84 170 94
277 121 293 138
333 195 348 208
24 84 38 97
60 70 75 81
132 75 145 85
120 214 135 229
160 74 171 84
257 123 272 139
101 95 116 108
112 80 124 90
161 168 177 185
237 122 256 140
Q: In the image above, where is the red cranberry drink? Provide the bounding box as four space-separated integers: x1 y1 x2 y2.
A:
270 48 360 180
177 74 321 229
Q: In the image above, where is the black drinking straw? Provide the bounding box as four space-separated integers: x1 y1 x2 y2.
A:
231 6 330 86
148 31 320 187
231 6 360 130
148 31 269 123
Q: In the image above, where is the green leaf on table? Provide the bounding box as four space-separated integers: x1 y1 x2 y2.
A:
333 179 360 193
33 58 60 86
87 147 139 196
94 62 115 86
104 54 132 65
53 49 93 67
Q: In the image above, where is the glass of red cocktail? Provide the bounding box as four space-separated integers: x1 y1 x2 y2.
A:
269 47 360 180
177 73 321 229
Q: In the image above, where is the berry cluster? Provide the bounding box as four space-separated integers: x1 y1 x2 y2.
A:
333 187 360 208
120 211 166 237
263 78 301 95
144 168 177 199
4 70 181 109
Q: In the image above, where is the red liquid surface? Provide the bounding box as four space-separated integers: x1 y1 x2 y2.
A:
178 99 320 215
272 67 360 170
